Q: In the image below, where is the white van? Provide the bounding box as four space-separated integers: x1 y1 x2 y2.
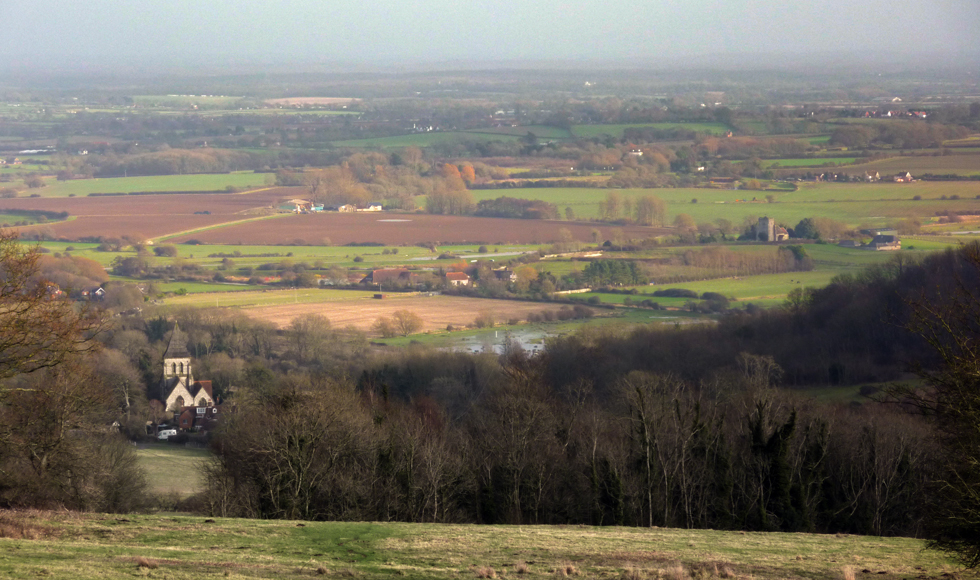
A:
157 428 178 441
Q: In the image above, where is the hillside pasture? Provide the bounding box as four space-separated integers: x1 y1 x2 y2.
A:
0 511 964 580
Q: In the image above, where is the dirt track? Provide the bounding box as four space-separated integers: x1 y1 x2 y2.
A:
242 294 563 333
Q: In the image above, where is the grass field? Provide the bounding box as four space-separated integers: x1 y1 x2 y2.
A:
331 132 521 148
763 157 859 167
474 182 980 226
0 213 59 226
841 154 980 177
571 122 730 138
136 443 210 498
580 270 843 308
466 125 573 140
0 510 966 580
29 173 271 198
34 241 540 273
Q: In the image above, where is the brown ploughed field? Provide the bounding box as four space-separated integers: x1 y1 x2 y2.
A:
6 186 664 244
243 294 566 333
165 213 663 245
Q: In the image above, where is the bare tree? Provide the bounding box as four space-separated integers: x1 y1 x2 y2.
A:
0 231 104 383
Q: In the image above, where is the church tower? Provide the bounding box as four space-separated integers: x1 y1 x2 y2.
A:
162 324 195 411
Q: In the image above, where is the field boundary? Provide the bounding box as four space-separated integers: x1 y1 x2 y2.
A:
152 213 290 243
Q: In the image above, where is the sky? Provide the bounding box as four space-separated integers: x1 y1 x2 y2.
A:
1 0 978 71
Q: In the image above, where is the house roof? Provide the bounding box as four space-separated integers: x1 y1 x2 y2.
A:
164 324 190 358
368 268 414 284
446 272 469 281
190 380 213 400
871 235 899 244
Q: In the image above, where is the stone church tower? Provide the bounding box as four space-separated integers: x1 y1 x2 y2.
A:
161 323 214 412
162 323 193 392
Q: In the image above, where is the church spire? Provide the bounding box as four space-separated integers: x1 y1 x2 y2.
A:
163 323 190 359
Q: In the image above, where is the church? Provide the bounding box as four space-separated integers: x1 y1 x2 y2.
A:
161 324 215 412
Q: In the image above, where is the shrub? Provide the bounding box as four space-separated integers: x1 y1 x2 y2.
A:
353 256 364 263
653 288 698 298
153 244 178 257
474 311 495 329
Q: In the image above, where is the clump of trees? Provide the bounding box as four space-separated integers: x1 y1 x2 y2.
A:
474 197 558 220
0 231 145 511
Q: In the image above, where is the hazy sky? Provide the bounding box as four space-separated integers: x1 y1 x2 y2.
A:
1 0 977 70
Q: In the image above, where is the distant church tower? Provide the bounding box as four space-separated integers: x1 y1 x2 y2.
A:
162 323 197 412
755 217 776 242
163 323 193 388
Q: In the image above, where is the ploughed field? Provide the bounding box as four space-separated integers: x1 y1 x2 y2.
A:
229 294 572 333
4 186 664 244
166 213 663 245
0 510 966 580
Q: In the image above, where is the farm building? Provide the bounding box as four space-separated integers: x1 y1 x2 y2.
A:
445 272 471 286
278 199 315 213
363 268 419 287
892 172 913 183
492 269 517 282
356 204 383 212
867 235 901 251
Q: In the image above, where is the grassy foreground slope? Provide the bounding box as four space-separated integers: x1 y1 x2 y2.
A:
0 511 967 580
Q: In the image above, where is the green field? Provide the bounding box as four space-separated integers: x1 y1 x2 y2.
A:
0 213 61 226
0 510 965 580
472 181 980 227
331 132 522 148
30 173 271 197
571 122 730 138
136 443 211 498
465 125 573 140
580 270 843 309
764 157 859 167
130 94 245 107
842 154 980 177
35 241 538 272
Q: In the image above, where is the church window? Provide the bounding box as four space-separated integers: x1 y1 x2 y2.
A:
179 362 184 374
198 398 207 406
171 363 177 374
175 396 184 409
